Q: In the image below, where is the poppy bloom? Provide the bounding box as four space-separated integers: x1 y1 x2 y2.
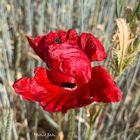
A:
13 29 122 112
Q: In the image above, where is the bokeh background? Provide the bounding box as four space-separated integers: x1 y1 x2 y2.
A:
0 0 140 140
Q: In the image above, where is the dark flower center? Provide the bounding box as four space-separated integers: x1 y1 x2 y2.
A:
54 38 62 44
61 82 77 90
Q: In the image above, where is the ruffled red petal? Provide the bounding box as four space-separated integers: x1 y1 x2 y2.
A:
26 35 45 61
44 43 92 84
13 67 94 112
13 67 65 102
13 66 122 112
79 33 107 61
40 82 93 112
26 30 76 61
26 30 107 63
89 66 122 102
66 29 78 45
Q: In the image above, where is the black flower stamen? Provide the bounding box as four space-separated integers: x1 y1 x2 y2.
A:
61 82 77 90
54 38 62 44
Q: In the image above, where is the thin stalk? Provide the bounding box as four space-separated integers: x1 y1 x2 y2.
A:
34 103 39 140
43 111 59 129
78 108 83 140
87 105 103 140
67 110 75 140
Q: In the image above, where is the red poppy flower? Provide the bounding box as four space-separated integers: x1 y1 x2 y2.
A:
13 29 122 112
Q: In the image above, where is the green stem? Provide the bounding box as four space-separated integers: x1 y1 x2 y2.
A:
67 110 75 140
87 120 93 140
87 105 104 140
